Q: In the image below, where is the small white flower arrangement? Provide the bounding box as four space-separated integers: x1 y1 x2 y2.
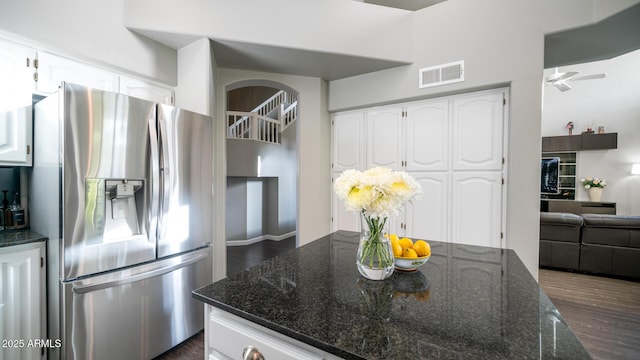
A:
580 177 606 189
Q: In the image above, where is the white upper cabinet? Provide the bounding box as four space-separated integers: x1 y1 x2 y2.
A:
405 100 449 171
0 106 32 166
1 38 174 166
119 76 174 105
0 39 35 166
332 111 366 172
0 39 34 107
36 52 174 104
36 51 119 93
452 93 504 170
366 106 403 170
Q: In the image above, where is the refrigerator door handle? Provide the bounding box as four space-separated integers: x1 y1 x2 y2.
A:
148 116 160 245
157 117 171 240
71 248 209 294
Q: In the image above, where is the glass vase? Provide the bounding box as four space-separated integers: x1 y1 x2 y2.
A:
356 213 394 280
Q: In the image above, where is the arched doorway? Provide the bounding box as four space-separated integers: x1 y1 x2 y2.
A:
224 80 299 275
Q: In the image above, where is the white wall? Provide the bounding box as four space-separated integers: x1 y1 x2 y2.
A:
217 69 331 248
542 49 640 215
328 0 640 278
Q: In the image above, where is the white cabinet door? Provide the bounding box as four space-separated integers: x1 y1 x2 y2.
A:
0 39 34 109
0 40 35 166
405 100 449 171
366 106 403 170
119 76 173 105
37 51 119 93
332 112 366 172
0 106 31 166
404 172 449 241
451 93 504 170
450 172 502 248
0 242 45 360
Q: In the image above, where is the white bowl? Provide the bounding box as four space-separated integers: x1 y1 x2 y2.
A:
394 255 430 272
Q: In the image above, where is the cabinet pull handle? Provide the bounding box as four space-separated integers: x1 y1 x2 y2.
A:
243 345 265 360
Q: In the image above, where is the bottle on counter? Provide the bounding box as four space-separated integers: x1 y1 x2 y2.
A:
10 191 26 229
2 190 12 229
0 201 4 231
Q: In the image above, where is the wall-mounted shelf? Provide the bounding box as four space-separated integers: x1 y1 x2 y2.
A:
542 133 617 152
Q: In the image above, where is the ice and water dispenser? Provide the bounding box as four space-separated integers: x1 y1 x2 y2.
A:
85 178 145 243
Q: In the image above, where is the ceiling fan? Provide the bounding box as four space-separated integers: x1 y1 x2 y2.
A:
546 68 607 92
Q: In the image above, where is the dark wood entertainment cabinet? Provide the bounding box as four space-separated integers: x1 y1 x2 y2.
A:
540 199 616 215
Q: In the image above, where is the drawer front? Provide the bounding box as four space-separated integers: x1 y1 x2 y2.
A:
208 307 323 360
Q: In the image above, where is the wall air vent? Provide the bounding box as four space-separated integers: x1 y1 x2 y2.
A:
419 60 465 88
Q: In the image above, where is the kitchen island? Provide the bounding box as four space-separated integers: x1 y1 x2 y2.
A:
193 231 590 359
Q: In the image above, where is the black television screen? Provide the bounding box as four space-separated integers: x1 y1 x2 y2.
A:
541 157 560 194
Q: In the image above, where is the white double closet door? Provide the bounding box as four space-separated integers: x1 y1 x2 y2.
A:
332 88 507 248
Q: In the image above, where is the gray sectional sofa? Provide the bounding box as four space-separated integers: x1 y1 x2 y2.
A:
539 212 640 280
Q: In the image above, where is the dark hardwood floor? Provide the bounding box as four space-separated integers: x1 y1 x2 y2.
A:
538 268 640 360
155 242 640 360
153 237 296 359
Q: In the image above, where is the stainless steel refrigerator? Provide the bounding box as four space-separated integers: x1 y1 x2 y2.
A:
30 82 213 359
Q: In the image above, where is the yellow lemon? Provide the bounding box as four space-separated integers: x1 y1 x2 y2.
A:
413 240 431 257
402 248 418 259
389 234 400 243
399 237 413 250
392 242 403 257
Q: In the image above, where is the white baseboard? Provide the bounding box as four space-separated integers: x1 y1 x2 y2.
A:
226 231 296 246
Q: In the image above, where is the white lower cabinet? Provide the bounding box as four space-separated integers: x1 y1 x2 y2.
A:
0 241 46 360
206 305 341 360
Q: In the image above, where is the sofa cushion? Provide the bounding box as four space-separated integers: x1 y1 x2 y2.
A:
582 214 640 228
540 212 584 226
539 240 580 269
580 243 640 279
581 214 640 248
540 212 583 243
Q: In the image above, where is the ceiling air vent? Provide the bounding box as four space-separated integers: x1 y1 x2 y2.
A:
419 60 464 88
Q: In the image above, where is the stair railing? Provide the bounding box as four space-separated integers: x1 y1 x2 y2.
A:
227 111 281 144
280 101 298 132
254 90 287 117
227 90 297 143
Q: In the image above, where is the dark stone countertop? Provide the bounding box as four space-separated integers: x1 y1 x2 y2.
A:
193 231 591 360
0 228 47 248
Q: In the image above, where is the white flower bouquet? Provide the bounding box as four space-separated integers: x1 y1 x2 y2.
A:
334 167 422 218
580 177 606 189
334 167 422 279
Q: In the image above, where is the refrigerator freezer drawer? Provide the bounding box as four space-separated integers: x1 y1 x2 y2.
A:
60 247 211 360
